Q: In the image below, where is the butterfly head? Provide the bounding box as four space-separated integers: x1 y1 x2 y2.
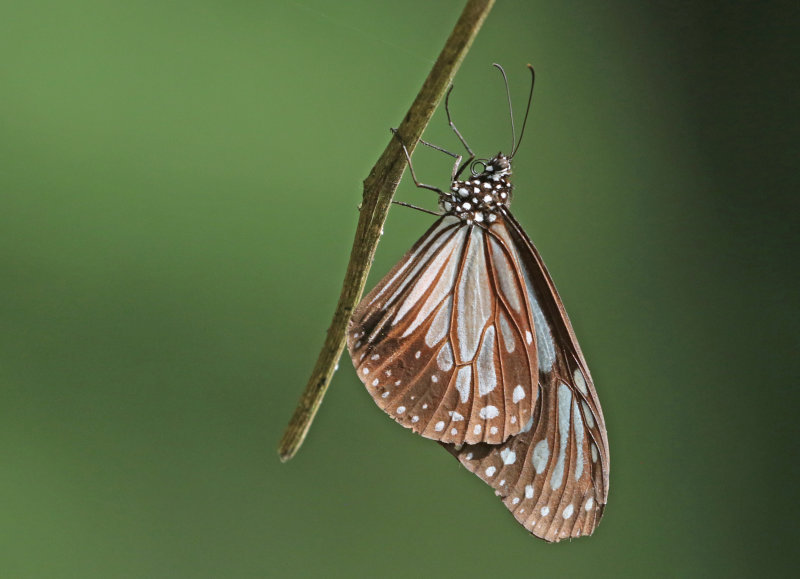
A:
478 153 512 179
441 152 513 224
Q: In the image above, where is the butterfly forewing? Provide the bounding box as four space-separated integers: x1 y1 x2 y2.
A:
348 214 539 445
444 208 609 542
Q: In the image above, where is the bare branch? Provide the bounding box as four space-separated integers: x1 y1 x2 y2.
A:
278 0 495 462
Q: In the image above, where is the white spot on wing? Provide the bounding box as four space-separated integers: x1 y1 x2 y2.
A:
573 400 585 481
455 366 472 404
485 466 496 477
396 406 406 414
500 448 517 465
574 368 588 395
434 421 445 432
529 292 554 372
424 297 452 347
525 484 534 499
489 237 522 312
520 416 534 433
550 383 573 490
479 405 499 419
498 312 516 353
437 343 454 371
456 230 492 362
532 440 550 474
562 504 574 519
476 325 497 397
581 400 595 428
540 506 550 516
513 385 525 403
585 497 594 511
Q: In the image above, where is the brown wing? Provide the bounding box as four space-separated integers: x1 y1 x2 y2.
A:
443 209 610 542
347 215 540 445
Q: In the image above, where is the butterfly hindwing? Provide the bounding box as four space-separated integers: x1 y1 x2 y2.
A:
501 210 610 495
444 209 609 542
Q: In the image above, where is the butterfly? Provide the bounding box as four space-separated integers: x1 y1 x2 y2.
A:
346 65 609 542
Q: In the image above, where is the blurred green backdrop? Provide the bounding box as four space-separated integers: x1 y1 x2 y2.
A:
1 1 797 577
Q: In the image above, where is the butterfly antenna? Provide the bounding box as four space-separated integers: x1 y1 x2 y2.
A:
493 63 516 153
510 64 536 159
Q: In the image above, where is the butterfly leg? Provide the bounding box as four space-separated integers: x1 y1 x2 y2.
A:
404 133 464 184
391 200 443 217
445 85 475 179
418 137 464 183
390 129 446 195
418 137 463 170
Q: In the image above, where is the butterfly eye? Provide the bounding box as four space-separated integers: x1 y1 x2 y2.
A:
470 159 487 176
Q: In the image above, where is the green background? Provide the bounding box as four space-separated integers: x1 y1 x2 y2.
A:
1 1 797 577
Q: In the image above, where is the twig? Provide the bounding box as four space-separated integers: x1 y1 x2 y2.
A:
278 0 495 462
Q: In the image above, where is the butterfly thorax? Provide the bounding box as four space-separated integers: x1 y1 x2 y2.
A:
440 153 513 224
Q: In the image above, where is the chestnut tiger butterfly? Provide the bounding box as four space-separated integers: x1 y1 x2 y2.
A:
346 65 609 542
